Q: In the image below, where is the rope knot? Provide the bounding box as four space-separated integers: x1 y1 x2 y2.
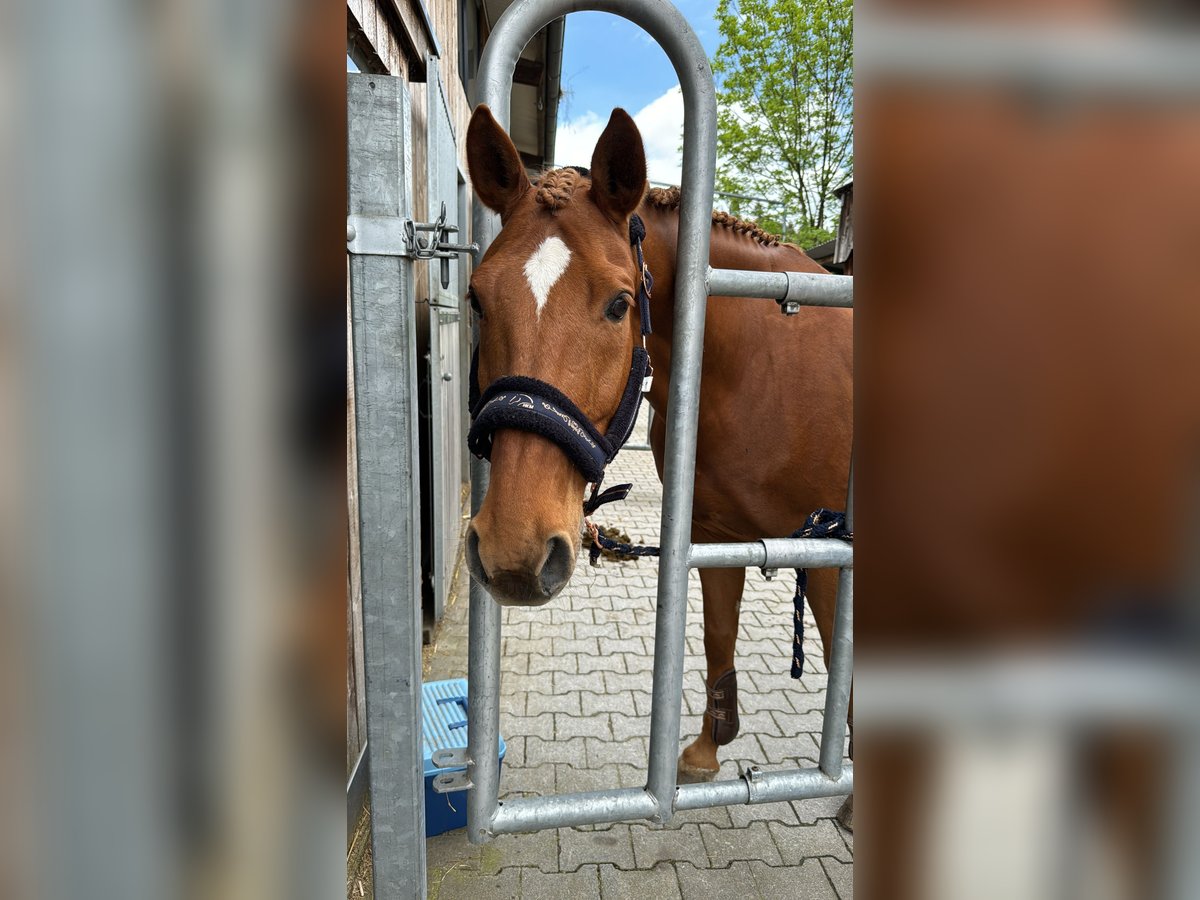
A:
628 213 647 244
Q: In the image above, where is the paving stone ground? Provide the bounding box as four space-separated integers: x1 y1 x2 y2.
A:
422 415 852 899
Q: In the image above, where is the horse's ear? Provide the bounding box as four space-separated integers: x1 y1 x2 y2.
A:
590 109 647 224
467 105 531 216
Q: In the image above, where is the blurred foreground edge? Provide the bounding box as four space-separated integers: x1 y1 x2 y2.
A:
857 5 1200 900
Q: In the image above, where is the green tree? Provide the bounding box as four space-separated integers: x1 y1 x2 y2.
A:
712 0 853 248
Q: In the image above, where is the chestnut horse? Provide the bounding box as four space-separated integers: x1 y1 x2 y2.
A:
464 106 852 783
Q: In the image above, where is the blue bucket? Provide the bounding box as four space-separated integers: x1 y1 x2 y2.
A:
421 678 506 837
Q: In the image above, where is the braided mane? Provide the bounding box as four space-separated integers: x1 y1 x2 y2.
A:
533 167 584 211
531 170 783 247
646 186 782 247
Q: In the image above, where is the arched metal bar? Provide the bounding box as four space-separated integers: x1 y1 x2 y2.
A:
469 0 718 838
465 0 854 841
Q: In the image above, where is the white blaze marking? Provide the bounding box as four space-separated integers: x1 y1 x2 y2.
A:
523 236 572 318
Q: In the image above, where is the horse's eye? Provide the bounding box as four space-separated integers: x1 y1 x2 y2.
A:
605 294 630 322
468 288 483 318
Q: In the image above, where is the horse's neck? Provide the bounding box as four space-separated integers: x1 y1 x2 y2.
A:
640 200 812 317
638 202 822 413
638 207 680 402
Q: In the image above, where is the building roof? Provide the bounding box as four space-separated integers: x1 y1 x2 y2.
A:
479 1 564 171
807 238 837 264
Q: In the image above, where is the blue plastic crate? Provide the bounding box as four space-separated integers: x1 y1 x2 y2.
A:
422 678 506 837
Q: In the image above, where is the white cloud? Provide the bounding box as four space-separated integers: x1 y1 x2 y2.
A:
555 85 686 186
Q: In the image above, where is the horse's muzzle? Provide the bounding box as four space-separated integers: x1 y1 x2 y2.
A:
465 526 575 606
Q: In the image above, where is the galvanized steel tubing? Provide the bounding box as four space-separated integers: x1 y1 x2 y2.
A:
687 538 853 571
818 472 853 778
675 766 855 810
471 0 718 838
468 0 854 841
707 267 854 307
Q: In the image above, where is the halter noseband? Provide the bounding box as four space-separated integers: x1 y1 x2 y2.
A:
467 213 654 516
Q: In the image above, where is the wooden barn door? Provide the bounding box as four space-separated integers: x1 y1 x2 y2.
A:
423 55 466 631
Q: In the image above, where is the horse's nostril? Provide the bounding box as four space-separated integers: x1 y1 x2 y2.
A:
539 533 575 597
465 525 488 585
467 523 574 605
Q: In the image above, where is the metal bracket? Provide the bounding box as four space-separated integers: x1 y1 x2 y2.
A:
432 770 473 793
346 215 411 257
778 275 804 315
431 747 469 768
431 747 473 794
741 763 765 803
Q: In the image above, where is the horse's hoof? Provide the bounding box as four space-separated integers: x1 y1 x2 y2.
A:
676 759 719 784
836 794 854 832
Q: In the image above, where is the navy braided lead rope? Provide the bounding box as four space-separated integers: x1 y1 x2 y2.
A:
789 508 853 678
585 517 660 566
628 214 653 336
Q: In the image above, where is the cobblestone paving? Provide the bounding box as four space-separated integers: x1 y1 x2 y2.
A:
424 417 852 899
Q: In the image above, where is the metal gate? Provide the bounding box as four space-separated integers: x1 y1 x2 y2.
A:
435 0 856 842
349 7 1200 898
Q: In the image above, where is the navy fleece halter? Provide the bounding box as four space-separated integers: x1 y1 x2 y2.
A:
467 214 653 514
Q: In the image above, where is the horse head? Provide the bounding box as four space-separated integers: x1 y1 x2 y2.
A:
464 105 649 606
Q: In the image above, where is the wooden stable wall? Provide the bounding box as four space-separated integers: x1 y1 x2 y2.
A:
346 0 473 237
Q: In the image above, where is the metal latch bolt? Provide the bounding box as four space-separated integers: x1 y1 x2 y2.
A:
346 201 478 289
406 201 478 289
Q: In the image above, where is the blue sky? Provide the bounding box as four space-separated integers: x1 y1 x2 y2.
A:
554 3 720 184
557 3 720 125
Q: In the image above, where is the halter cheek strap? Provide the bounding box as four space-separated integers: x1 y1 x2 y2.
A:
628 213 653 337
467 214 655 515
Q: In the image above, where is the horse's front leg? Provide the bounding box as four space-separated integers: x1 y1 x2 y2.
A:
678 565 746 781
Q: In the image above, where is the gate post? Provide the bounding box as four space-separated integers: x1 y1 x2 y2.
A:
819 470 853 779
348 73 427 898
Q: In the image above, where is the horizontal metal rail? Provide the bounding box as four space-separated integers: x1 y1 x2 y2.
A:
490 788 659 834
688 538 853 570
675 765 854 810
707 267 853 308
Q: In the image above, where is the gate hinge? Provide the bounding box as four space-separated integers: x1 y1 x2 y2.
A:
432 770 473 793
430 747 473 794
